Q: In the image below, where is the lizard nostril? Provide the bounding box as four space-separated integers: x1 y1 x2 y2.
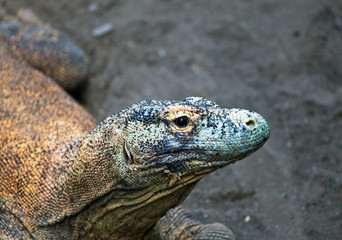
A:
245 120 255 127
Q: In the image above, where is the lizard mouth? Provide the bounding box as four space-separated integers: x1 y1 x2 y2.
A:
141 148 244 170
143 137 268 163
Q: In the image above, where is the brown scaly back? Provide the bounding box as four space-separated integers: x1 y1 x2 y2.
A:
0 35 95 235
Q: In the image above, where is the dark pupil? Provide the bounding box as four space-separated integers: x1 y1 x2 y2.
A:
174 116 189 128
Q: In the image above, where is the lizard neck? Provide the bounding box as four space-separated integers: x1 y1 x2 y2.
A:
30 120 118 223
33 120 121 237
76 175 201 239
59 120 121 218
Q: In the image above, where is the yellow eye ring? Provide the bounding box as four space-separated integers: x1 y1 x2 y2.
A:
168 112 195 133
163 107 201 133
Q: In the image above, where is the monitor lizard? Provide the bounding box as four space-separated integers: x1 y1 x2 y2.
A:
0 10 270 240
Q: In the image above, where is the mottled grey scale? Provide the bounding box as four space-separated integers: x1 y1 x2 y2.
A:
183 97 221 109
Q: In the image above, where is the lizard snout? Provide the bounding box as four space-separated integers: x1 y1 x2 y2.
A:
216 108 270 159
241 110 270 142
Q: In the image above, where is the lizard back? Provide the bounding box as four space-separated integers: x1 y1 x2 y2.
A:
0 44 95 230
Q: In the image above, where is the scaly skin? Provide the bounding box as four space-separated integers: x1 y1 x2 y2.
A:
0 17 89 90
0 11 270 240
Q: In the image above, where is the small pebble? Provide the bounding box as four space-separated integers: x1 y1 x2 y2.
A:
158 49 166 57
91 23 113 38
244 215 251 223
87 3 99 13
17 9 42 25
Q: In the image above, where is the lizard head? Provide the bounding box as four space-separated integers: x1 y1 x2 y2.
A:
113 97 270 187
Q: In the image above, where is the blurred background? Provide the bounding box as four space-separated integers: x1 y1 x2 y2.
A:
5 0 342 239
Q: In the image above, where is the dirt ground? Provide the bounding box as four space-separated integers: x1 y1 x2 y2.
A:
5 0 342 239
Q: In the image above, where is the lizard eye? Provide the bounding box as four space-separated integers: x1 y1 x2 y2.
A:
173 116 189 128
164 108 199 133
